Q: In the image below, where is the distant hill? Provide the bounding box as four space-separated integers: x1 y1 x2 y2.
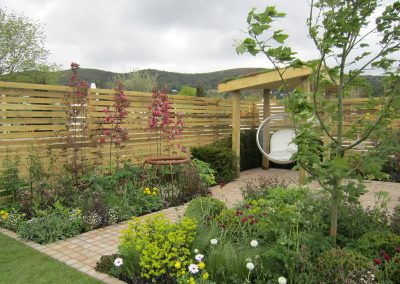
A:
0 67 266 91
0 67 384 96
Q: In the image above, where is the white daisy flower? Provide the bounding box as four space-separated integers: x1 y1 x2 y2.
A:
278 276 287 284
188 264 199 274
250 240 258 247
210 238 218 245
194 249 199 254
246 262 255 271
195 253 204 262
113 257 123 267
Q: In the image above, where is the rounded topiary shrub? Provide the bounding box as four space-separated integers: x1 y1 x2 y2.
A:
315 248 377 284
190 145 238 183
184 196 227 225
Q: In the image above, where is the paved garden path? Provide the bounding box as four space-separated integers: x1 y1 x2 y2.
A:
1 168 399 284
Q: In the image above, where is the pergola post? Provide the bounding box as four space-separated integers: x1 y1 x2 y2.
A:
262 89 270 169
299 77 311 184
232 90 241 175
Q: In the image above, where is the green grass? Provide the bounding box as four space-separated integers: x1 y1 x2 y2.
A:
0 233 102 284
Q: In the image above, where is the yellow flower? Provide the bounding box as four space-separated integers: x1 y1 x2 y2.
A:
0 210 5 215
189 277 196 284
2 212 9 220
202 272 209 280
198 262 205 270
153 187 158 191
175 261 181 269
152 191 157 195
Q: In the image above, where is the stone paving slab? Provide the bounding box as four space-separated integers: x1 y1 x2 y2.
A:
1 168 399 284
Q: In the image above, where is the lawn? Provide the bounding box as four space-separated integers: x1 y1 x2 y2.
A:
0 233 102 284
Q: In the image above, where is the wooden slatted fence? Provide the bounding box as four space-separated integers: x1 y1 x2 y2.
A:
1 82 399 204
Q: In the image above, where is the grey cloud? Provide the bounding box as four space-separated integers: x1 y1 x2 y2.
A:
1 0 318 72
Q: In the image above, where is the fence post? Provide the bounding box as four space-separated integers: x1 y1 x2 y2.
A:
232 91 241 175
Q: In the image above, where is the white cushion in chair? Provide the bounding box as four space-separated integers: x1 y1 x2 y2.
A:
269 129 297 163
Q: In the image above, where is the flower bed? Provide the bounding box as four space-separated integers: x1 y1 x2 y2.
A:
96 180 400 283
0 159 216 244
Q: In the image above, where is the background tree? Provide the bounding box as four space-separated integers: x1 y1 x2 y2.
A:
237 0 400 245
195 86 205 97
110 71 158 92
0 8 50 75
178 85 196 96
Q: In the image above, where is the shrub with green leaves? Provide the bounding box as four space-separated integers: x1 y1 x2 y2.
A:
215 129 262 171
353 231 400 259
184 196 226 226
240 176 293 200
0 155 24 204
124 185 164 216
190 145 238 183
192 158 217 188
330 200 391 247
315 248 377 284
390 205 400 235
119 213 197 282
17 202 84 244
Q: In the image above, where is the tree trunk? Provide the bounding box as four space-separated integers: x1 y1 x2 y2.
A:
330 188 339 247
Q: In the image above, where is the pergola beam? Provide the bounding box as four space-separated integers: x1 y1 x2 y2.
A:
218 67 312 94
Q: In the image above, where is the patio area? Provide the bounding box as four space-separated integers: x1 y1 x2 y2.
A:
1 167 399 284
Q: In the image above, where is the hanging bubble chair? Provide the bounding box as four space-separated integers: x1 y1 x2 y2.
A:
256 113 297 164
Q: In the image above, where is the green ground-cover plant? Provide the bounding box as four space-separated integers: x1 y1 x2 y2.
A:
17 201 84 244
0 233 102 284
237 0 400 246
184 197 227 226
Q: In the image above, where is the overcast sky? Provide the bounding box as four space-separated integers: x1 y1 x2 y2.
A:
2 0 319 73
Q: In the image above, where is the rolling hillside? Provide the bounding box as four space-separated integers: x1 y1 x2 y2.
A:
0 67 383 96
0 67 266 90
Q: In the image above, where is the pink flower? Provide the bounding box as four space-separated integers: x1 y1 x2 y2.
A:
250 219 258 225
374 258 382 265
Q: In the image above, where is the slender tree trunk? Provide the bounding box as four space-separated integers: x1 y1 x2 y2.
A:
330 187 339 247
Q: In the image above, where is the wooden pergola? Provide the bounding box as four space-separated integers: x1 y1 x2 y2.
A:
217 67 312 172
